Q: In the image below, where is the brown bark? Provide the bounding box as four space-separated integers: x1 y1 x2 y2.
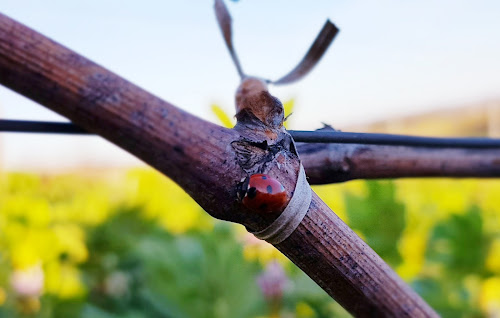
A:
0 13 438 317
299 142 500 184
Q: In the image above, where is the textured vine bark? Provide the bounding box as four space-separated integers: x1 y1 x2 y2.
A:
299 137 500 185
0 13 438 317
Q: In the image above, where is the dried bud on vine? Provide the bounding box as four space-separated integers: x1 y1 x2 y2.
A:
235 77 284 129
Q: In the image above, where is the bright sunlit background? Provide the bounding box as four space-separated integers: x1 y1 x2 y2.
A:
1 1 500 318
0 0 499 169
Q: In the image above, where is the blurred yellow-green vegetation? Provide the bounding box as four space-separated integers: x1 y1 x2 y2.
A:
1 102 499 318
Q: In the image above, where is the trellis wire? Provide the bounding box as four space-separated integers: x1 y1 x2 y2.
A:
1 119 499 149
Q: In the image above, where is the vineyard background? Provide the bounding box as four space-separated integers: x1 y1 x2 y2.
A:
1 101 500 317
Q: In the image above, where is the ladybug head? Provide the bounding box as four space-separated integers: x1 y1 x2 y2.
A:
237 176 250 201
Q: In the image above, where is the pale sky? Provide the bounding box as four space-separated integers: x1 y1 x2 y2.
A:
0 0 499 170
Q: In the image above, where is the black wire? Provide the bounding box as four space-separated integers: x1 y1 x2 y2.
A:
1 119 500 149
0 120 90 134
290 130 500 149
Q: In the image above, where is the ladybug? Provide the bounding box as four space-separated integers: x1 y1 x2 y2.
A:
242 174 287 213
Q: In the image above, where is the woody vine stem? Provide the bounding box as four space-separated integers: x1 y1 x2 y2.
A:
0 10 442 318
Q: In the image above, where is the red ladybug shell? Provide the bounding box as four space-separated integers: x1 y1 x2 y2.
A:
242 174 287 213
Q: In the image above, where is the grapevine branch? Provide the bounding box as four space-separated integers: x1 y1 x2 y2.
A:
0 12 438 317
297 136 500 184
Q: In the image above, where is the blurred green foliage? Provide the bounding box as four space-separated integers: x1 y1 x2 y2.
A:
1 169 500 318
0 170 349 318
344 181 405 266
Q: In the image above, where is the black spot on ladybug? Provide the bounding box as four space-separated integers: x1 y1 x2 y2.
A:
266 185 273 194
259 203 268 210
247 187 257 199
261 175 267 180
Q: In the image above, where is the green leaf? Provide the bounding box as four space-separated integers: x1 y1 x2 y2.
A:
411 276 484 318
426 206 490 276
344 181 406 266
